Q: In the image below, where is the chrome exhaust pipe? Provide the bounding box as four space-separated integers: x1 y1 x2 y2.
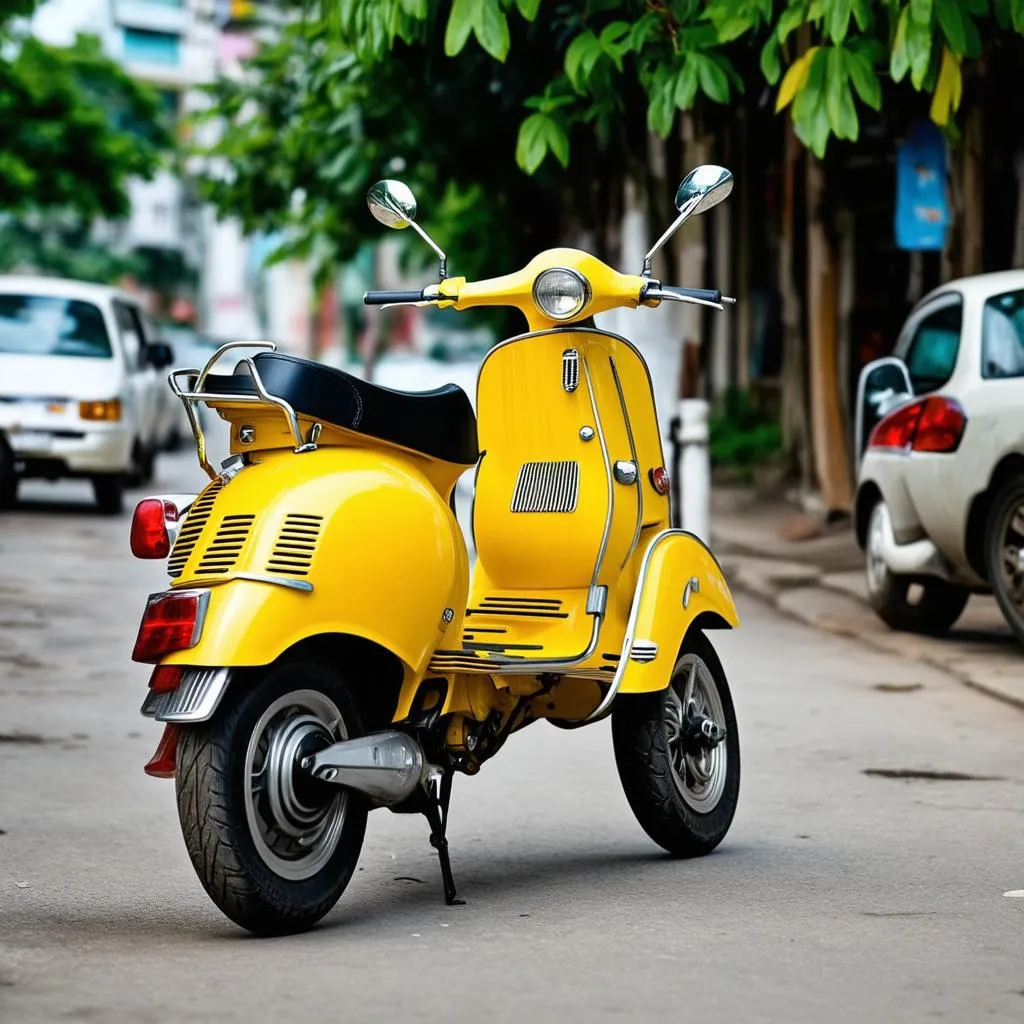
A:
300 731 425 805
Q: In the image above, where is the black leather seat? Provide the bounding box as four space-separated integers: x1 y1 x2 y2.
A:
201 352 479 466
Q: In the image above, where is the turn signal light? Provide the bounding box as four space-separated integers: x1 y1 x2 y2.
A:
649 466 671 495
868 397 967 454
132 590 209 663
130 498 179 559
79 399 122 422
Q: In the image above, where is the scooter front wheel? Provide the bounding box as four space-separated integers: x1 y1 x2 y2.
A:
175 657 368 935
611 632 739 856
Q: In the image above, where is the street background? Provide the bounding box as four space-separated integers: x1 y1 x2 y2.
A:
1 459 1023 1022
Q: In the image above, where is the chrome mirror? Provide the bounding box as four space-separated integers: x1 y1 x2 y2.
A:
367 179 417 230
366 177 448 280
675 165 734 216
643 164 734 277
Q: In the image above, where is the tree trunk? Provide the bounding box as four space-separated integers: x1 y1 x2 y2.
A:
1013 149 1024 267
778 123 810 489
806 155 853 514
960 98 984 276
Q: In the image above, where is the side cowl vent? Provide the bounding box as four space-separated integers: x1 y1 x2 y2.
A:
267 514 323 577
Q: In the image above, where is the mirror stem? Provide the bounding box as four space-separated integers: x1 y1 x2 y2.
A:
641 196 700 277
407 220 448 281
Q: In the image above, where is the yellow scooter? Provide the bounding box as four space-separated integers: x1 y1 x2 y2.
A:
129 164 741 935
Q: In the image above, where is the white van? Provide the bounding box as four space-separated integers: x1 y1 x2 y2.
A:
0 276 175 513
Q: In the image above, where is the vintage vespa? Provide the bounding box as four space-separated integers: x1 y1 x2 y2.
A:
129 164 741 935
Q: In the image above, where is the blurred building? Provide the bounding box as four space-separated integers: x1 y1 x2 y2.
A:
31 0 312 352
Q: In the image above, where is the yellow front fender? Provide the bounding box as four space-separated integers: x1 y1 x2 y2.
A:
615 530 739 695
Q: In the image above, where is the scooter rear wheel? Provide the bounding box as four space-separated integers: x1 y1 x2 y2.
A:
611 632 739 857
175 656 367 935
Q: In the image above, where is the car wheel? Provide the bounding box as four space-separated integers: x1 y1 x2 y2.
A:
865 501 968 634
127 441 155 487
984 474 1024 648
92 474 125 515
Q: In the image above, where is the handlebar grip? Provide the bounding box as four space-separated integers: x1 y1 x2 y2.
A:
363 290 425 305
663 286 722 304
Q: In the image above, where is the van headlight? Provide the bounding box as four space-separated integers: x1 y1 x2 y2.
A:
532 268 591 321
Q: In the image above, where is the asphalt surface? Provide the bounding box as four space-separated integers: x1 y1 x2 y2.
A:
1 452 1023 1023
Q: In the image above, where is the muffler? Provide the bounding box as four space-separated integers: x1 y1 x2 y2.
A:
300 731 426 805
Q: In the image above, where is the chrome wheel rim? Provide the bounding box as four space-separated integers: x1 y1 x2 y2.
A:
999 500 1024 616
866 502 890 596
664 654 728 813
243 689 348 881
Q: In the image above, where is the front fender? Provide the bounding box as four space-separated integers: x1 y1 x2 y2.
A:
616 530 738 695
163 447 469 677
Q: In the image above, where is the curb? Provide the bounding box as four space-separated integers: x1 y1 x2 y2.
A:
718 552 1024 715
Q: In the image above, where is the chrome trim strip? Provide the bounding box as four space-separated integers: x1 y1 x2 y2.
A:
487 612 603 676
580 350 615 592
629 639 658 663
170 572 314 594
157 668 232 724
581 528 723 724
609 356 644 568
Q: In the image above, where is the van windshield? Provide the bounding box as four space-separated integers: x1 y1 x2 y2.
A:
0 294 112 359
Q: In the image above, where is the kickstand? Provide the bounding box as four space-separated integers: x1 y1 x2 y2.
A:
422 770 465 906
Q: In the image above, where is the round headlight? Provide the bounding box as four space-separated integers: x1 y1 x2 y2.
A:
532 268 590 321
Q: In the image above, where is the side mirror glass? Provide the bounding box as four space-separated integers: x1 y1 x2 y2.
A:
675 165 734 217
367 179 418 230
147 341 175 370
854 356 914 461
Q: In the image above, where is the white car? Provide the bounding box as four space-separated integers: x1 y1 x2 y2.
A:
0 276 175 514
854 269 1024 646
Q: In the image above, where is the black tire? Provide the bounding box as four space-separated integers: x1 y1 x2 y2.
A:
92 474 125 515
865 501 968 635
0 438 16 509
612 632 740 857
127 442 155 487
175 658 368 936
985 474 1024 648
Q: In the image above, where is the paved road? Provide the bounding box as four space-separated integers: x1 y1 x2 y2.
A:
2 454 1023 1023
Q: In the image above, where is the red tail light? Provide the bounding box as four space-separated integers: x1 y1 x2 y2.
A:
867 397 966 454
132 590 210 663
148 665 183 693
130 498 179 559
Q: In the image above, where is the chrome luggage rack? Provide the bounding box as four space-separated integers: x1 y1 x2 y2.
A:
168 341 321 481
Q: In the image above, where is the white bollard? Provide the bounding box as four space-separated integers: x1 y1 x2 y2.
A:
678 398 711 543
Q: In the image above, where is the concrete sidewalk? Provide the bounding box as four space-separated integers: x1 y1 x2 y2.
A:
710 486 1024 713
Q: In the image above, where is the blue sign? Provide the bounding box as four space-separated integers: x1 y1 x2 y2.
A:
895 121 949 251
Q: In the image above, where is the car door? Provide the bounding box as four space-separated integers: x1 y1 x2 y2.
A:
113 300 157 449
895 292 971 550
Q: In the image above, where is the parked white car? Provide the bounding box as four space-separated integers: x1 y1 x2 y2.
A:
854 269 1024 646
0 276 175 513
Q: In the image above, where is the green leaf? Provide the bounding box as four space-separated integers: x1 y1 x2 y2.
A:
935 0 966 52
778 3 807 43
674 59 700 109
599 20 631 69
844 47 881 109
890 7 910 82
646 70 676 136
851 0 872 30
760 34 782 85
910 0 933 26
514 0 541 20
716 15 754 43
474 0 510 61
825 0 852 43
444 0 474 55
515 112 568 173
564 31 602 90
907 17 933 89
696 54 730 104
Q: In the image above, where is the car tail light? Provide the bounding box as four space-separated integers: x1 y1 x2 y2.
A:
867 397 966 454
649 466 671 495
79 399 121 421
132 589 210 663
130 499 179 559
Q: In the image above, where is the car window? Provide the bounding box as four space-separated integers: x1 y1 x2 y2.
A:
903 299 962 393
113 300 147 370
981 289 1024 379
0 294 112 358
